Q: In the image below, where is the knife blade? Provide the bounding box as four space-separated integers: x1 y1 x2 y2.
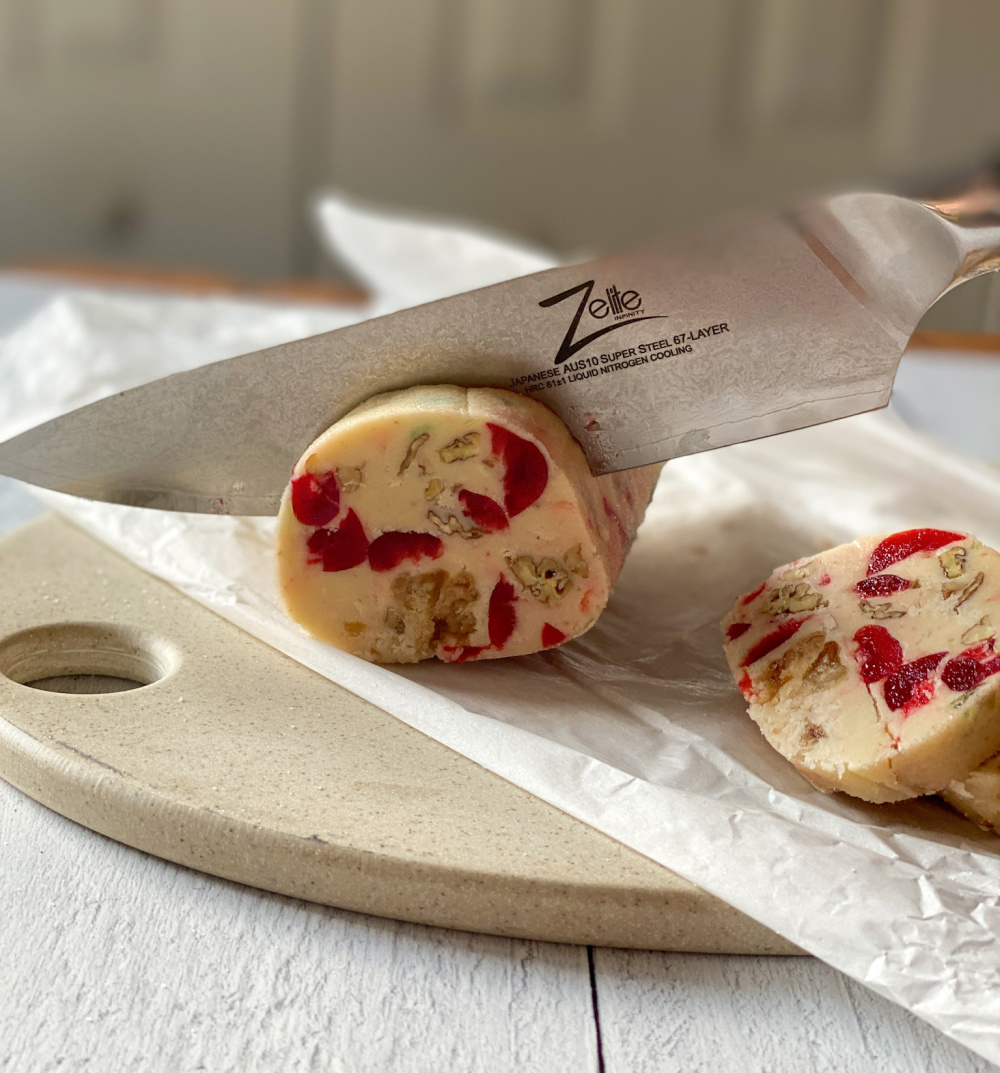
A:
1 190 997 516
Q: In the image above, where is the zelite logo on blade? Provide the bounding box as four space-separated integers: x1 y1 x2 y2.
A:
539 279 667 368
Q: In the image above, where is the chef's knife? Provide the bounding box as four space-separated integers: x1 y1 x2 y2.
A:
1 183 998 516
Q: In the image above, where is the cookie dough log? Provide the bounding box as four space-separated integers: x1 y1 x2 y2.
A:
276 385 661 663
722 529 1000 803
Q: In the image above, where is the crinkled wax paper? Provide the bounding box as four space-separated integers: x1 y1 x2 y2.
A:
4 196 1000 1065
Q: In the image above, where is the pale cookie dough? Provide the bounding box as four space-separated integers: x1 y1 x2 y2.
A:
277 385 660 663
941 754 1000 831
722 529 1000 803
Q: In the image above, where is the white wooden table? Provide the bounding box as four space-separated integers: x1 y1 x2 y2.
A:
1 278 996 1072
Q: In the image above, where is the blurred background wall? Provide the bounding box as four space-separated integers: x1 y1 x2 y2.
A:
1 0 999 328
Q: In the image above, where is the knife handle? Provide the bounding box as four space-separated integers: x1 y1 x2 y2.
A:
921 156 1000 285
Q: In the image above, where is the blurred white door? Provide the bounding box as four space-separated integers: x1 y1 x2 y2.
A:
0 0 304 277
325 0 1000 326
1 0 998 327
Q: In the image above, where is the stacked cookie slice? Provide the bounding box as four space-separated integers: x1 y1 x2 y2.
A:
723 529 1000 825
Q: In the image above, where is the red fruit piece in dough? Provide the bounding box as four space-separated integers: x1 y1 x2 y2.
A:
853 625 903 684
976 653 1000 682
542 623 567 648
942 657 986 693
455 646 487 662
883 652 946 712
942 652 1000 693
738 671 754 700
603 498 629 547
307 508 368 572
291 471 340 526
742 583 766 606
368 531 444 572
488 577 518 648
726 621 752 642
458 489 509 533
488 423 548 517
855 574 911 597
867 529 964 576
740 619 805 667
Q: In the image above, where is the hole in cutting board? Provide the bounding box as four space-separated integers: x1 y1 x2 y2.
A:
22 674 147 695
0 622 180 695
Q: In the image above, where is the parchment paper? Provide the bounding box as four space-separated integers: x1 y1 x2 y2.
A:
5 197 1000 1065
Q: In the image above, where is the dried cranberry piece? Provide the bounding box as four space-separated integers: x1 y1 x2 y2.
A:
311 508 368 572
853 625 903 684
742 583 766 606
542 623 567 648
458 489 508 533
726 622 752 642
883 652 945 711
368 530 444 572
738 671 754 700
961 641 995 661
291 471 340 526
942 652 1000 692
942 657 986 693
305 528 329 564
602 498 629 547
740 619 805 667
867 529 964 576
488 577 517 648
855 574 911 597
488 423 548 517
455 646 487 662
982 655 1000 681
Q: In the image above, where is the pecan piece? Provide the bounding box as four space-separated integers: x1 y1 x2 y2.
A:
427 510 482 540
398 433 430 476
564 543 589 578
506 554 571 604
962 617 995 645
338 465 364 492
954 572 985 610
761 582 828 616
939 547 967 579
858 599 906 620
438 432 480 463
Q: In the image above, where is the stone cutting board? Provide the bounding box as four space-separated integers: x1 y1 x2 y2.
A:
0 514 797 954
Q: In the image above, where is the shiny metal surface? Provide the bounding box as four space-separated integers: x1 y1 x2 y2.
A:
0 191 997 515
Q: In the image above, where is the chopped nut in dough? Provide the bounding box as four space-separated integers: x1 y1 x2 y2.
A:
438 432 479 463
565 543 589 578
398 433 430 476
858 599 906 620
506 554 571 604
338 465 364 492
954 572 985 609
940 547 967 578
428 510 482 540
757 631 845 705
761 582 827 615
962 617 995 645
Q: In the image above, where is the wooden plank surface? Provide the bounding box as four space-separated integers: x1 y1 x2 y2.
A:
591 949 994 1073
0 777 599 1073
